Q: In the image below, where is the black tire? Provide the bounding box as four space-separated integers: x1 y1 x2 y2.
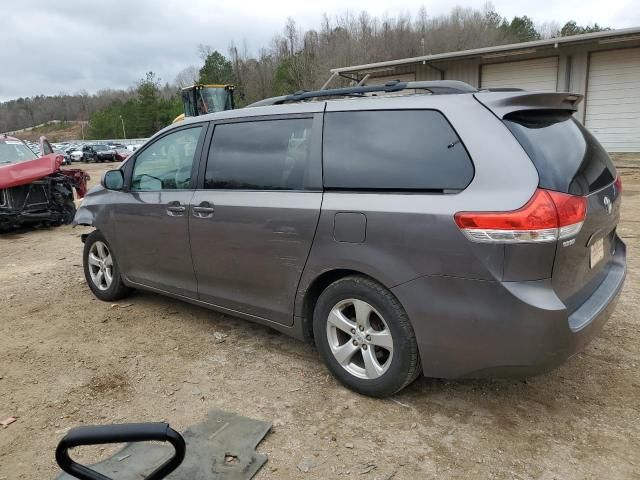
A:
83 230 133 301
60 196 76 224
313 275 421 397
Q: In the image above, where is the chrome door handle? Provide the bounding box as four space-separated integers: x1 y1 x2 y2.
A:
166 205 186 216
192 203 215 218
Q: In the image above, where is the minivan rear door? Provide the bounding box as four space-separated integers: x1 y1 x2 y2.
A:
188 114 323 326
501 108 620 311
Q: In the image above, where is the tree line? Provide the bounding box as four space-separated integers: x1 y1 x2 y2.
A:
87 73 181 139
0 6 609 138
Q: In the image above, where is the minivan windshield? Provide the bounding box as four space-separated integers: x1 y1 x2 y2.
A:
504 110 615 195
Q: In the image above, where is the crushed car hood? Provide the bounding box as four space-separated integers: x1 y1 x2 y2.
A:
0 154 62 189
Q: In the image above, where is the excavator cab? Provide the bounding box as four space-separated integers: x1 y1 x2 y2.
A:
173 84 235 123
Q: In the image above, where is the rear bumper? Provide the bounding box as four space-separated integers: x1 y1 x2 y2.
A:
392 238 626 379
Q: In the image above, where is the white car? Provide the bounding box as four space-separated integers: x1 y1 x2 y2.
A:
69 148 84 162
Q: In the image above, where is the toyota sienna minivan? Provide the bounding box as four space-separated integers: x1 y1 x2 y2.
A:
75 81 626 397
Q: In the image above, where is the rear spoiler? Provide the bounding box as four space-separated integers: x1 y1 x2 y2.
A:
473 91 584 119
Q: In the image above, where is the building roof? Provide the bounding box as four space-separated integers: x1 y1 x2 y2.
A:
331 26 640 74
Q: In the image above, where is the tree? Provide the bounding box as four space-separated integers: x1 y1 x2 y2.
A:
175 66 199 88
198 50 235 85
135 72 161 136
87 72 181 139
507 16 540 42
560 21 610 37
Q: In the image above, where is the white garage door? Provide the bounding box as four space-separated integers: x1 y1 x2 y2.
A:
586 48 640 152
481 57 558 92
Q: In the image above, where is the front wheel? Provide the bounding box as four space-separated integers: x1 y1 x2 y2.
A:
60 196 76 224
313 275 421 397
83 231 133 301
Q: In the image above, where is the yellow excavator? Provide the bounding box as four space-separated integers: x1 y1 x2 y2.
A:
172 84 235 123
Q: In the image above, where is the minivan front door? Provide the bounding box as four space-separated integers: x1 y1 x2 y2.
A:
112 125 205 297
189 116 322 325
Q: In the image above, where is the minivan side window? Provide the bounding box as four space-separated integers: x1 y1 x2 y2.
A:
205 118 313 190
131 126 203 191
323 110 473 191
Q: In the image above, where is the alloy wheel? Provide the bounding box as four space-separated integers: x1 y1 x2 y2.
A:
87 241 113 291
326 298 394 380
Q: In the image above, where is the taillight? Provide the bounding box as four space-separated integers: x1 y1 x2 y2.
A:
454 189 587 243
614 175 623 194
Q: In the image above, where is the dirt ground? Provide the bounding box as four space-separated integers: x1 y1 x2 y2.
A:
12 122 84 143
1 161 639 480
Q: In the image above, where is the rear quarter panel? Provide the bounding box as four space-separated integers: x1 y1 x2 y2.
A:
295 94 540 315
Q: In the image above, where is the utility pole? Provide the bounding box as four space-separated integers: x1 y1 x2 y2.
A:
120 115 127 140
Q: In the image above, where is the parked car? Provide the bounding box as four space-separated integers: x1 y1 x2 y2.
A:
0 135 88 230
75 81 626 397
90 144 117 162
64 145 79 163
72 144 114 163
71 145 95 163
114 148 131 162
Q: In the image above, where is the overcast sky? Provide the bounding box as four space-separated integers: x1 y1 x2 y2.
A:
0 0 638 102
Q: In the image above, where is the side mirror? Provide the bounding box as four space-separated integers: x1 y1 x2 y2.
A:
102 169 124 191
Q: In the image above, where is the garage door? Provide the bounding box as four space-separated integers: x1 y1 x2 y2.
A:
481 57 558 92
585 48 640 152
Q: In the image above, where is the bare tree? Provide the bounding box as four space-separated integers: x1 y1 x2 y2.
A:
174 66 199 88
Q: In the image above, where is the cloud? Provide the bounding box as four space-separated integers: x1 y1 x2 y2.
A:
0 0 637 101
0 0 278 100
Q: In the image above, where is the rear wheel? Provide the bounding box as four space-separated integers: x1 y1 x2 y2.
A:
83 231 133 301
313 275 421 397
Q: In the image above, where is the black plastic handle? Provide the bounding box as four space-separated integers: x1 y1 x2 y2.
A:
55 422 186 480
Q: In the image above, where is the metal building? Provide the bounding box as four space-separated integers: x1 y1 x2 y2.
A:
330 27 640 152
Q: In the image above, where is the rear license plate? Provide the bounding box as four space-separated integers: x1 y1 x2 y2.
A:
590 238 604 268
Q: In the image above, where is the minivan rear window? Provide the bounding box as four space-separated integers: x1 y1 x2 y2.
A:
323 110 473 191
503 110 615 195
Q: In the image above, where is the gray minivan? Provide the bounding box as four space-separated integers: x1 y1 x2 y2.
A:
75 81 626 397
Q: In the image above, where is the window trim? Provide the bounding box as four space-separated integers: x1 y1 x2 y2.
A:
321 108 475 194
125 122 209 193
195 113 323 192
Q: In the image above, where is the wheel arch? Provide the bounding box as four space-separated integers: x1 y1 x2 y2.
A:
297 268 393 341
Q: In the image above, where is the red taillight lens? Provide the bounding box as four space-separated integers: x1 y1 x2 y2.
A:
546 190 587 226
614 175 623 194
454 189 587 243
455 190 557 230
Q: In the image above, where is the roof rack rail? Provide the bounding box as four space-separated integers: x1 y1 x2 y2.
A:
248 80 477 107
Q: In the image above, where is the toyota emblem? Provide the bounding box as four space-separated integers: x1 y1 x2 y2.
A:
603 196 612 214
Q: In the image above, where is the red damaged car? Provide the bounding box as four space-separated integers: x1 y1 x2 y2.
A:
0 135 89 230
